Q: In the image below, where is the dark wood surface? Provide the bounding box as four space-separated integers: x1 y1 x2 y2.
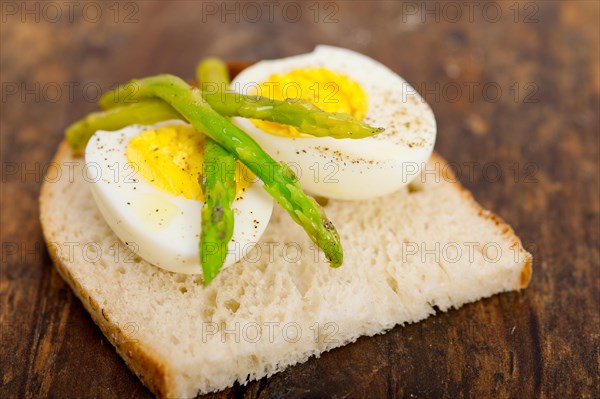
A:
1 1 598 398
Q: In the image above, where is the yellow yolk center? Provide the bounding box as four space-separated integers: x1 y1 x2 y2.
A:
252 67 368 137
126 125 251 201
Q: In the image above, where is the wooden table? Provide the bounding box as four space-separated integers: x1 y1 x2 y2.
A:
1 1 598 397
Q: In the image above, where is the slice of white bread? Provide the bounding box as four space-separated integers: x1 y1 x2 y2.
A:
40 141 532 398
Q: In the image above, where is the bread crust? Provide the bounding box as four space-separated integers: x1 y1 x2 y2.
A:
40 141 532 398
429 152 532 288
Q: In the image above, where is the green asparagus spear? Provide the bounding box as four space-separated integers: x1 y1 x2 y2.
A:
70 91 380 151
66 100 180 151
99 81 383 139
197 58 237 284
100 74 343 267
196 57 229 94
205 93 384 139
199 139 236 284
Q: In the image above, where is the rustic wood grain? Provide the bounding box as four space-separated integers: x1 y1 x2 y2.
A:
1 1 598 398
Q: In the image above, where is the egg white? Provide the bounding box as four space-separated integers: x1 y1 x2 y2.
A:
230 45 437 200
84 121 273 275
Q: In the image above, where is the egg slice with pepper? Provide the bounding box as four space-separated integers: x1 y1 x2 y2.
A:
230 45 436 200
85 120 273 275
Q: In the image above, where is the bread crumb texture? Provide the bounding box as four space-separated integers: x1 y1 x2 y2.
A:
40 142 531 398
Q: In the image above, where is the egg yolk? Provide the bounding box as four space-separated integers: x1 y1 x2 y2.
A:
252 67 368 137
126 125 251 201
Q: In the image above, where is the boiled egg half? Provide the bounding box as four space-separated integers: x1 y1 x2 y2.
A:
85 120 273 275
231 45 436 200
